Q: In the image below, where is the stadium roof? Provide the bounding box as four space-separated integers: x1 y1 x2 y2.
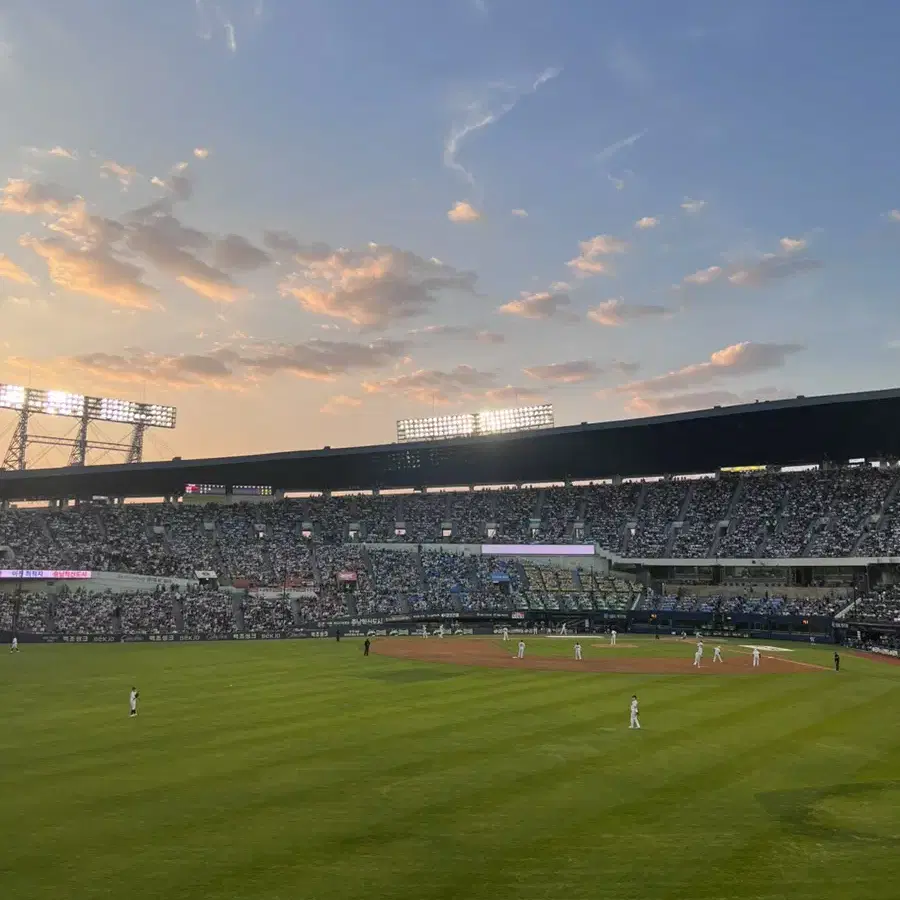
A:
2 388 900 501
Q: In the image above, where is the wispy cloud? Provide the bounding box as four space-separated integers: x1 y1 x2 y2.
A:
321 394 363 414
635 216 659 230
595 130 646 165
193 147 210 159
613 341 804 397
443 66 560 187
0 254 35 285
447 200 481 222
100 160 137 188
681 198 707 214
409 324 505 344
625 388 789 417
363 364 496 404
587 298 671 327
511 208 528 218
1 179 74 216
888 209 900 222
523 359 638 384
779 236 807 253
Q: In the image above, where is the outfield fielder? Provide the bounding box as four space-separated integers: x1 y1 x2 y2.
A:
574 642 582 661
517 640 526 660
629 695 641 729
610 629 617 646
713 646 723 663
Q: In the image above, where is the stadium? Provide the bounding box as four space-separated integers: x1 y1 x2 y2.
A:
3 387 900 899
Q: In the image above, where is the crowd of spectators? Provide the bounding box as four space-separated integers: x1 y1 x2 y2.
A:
641 592 846 617
1 467 898 571
843 588 900 623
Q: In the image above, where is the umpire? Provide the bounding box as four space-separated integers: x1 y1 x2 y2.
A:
364 638 371 657
834 651 840 672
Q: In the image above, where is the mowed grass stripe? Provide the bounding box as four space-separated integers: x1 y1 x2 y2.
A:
2 642 899 900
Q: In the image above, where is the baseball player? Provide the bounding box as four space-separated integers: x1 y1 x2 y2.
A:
629 695 641 729
574 642 582 661
610 629 617 646
752 648 761 667
517 640 526 660
502 626 509 642
713 646 723 663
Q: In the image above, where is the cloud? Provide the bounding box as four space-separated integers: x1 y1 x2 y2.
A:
212 234 271 271
595 130 646 164
320 394 363 415
511 208 528 218
196 1 238 53
499 287 574 320
608 173 626 191
447 200 481 223
889 209 900 222
263 230 302 254
566 234 628 277
0 254 35 285
363 364 496 404
20 235 158 310
681 198 707 214
409 324 505 344
193 148 210 159
587 298 671 326
222 337 410 380
27 146 77 160
443 66 560 187
1 179 74 215
49 199 126 248
26 337 410 392
613 341 804 396
635 216 659 229
727 254 822 287
126 215 241 302
625 387 789 417
483 385 546 405
683 265 722 285
100 160 137 188
65 349 236 388
279 243 476 328
524 360 600 384
779 236 807 253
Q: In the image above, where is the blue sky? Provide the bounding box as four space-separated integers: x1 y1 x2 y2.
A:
1 0 899 462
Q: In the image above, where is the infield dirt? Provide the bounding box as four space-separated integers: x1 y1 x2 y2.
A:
372 638 824 674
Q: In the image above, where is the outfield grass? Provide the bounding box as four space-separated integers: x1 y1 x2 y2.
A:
1 637 898 900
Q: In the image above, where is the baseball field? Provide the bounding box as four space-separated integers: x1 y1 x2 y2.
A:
2 635 898 900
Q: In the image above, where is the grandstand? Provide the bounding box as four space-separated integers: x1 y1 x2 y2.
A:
1 390 900 648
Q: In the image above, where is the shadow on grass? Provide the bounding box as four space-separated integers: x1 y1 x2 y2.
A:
757 781 900 844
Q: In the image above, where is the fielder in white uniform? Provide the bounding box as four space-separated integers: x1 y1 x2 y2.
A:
693 649 702 667
713 646 723 663
517 640 526 659
421 626 429 639
10 636 18 652
610 629 617 646
560 623 568 636
697 640 704 659
502 627 509 642
574 642 582 660
129 687 139 717
629 695 641 729
437 625 444 639
752 648 761 667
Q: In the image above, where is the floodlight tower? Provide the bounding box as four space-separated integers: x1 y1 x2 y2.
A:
0 384 177 470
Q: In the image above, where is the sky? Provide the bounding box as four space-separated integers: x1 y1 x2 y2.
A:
1 0 900 464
